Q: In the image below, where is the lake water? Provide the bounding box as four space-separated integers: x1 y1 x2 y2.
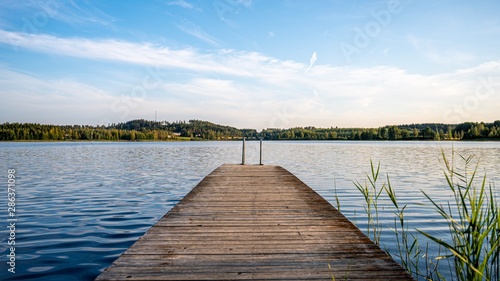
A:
0 141 499 280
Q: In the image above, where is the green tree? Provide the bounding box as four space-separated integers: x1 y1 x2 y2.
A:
388 126 401 140
423 127 435 139
379 127 388 140
412 128 420 139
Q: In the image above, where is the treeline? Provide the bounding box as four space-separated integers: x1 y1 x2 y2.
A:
0 120 245 141
0 119 499 141
261 121 500 141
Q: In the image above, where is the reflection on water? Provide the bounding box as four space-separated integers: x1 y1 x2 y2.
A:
0 141 498 280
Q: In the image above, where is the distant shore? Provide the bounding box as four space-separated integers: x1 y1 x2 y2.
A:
1 119 499 142
2 138 499 143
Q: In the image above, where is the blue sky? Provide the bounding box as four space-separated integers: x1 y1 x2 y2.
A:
0 0 499 130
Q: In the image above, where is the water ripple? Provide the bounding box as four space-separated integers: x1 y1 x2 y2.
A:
0 141 498 280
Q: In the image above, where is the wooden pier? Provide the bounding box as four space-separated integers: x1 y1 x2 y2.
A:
96 164 413 280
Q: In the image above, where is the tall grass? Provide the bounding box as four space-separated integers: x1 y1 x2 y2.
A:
353 160 384 245
345 150 499 280
384 174 440 279
418 151 499 281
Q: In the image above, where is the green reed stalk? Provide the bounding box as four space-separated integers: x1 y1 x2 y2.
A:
353 160 384 245
418 151 499 281
347 151 498 280
353 161 430 279
384 175 421 277
333 177 341 212
384 174 445 280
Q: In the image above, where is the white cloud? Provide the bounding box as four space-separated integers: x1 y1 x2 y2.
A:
0 68 115 125
162 78 248 101
1 30 499 129
27 0 118 28
0 30 233 74
177 19 221 46
168 0 194 9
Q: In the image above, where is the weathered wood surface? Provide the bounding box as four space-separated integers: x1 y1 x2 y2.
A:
96 164 414 280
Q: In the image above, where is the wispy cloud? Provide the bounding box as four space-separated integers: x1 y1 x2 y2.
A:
238 0 252 8
62 0 117 27
406 34 476 66
176 19 221 47
167 0 194 9
306 51 317 72
0 30 308 80
0 29 229 73
14 0 118 28
0 0 116 31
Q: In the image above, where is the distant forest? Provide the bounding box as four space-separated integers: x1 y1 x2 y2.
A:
1 119 500 141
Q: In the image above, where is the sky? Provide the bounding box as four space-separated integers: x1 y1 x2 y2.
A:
0 0 499 130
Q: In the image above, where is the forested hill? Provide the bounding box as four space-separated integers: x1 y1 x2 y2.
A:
110 119 245 139
0 119 499 141
0 119 249 141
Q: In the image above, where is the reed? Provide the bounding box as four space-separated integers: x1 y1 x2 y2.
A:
418 151 499 281
384 170 442 280
348 150 499 280
352 161 434 279
353 160 384 245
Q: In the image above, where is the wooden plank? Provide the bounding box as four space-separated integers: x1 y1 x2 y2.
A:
96 164 414 281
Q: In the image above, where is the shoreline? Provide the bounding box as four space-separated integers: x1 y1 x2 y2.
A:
1 138 499 143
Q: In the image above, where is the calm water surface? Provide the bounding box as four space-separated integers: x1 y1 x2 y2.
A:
0 141 499 280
